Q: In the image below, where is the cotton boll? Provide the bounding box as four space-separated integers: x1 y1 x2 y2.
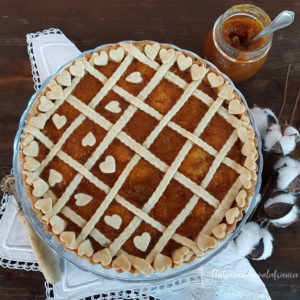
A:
266 109 279 126
274 156 299 170
251 107 278 139
275 157 300 193
264 192 295 207
234 222 273 260
234 222 261 257
264 192 299 227
258 228 274 260
277 166 300 190
284 126 300 141
270 206 299 227
264 124 282 151
279 135 298 155
251 107 268 138
275 126 300 155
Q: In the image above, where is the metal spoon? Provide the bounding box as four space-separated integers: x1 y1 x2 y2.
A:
252 10 295 42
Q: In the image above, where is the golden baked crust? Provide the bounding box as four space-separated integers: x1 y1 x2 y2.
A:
20 41 257 275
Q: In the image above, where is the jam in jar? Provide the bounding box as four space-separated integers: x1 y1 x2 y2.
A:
204 4 272 83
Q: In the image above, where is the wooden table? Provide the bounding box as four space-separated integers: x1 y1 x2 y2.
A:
0 0 299 299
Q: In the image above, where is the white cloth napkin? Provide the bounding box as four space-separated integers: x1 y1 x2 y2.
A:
0 29 271 300
0 195 38 267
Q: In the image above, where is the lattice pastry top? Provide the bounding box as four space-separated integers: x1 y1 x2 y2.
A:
20 41 258 275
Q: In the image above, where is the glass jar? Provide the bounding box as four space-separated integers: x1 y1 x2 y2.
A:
203 4 272 83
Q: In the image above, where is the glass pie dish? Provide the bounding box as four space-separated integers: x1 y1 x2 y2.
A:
13 42 263 283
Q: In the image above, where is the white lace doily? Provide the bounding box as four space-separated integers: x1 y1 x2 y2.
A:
45 282 157 300
0 28 271 300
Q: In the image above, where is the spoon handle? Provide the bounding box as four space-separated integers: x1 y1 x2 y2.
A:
252 11 295 42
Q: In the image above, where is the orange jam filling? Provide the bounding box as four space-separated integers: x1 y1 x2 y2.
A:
222 16 264 51
33 56 246 259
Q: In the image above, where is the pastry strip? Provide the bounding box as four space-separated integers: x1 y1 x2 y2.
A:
109 91 224 256
76 72 203 246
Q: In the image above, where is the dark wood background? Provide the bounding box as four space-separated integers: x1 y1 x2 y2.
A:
0 0 299 299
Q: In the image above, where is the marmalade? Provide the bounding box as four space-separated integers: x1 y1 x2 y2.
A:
222 16 264 51
204 5 272 83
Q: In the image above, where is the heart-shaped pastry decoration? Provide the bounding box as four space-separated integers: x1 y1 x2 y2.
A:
48 169 63 187
78 239 94 257
29 113 47 129
41 214 50 223
99 155 116 174
52 113 67 130
218 83 234 100
23 140 39 157
236 189 247 208
50 215 66 235
228 99 245 114
172 246 189 264
24 156 40 171
92 248 112 266
190 64 206 81
112 254 131 272
105 101 121 114
125 71 143 83
144 43 160 60
133 232 151 252
94 51 108 66
159 48 175 64
38 96 54 112
207 72 224 88
212 223 227 239
56 70 72 86
34 197 52 214
46 84 63 100
82 132 96 147
69 61 85 77
177 54 193 71
241 114 250 123
250 169 257 183
225 207 240 224
60 231 76 249
153 253 172 272
239 169 252 189
47 81 57 88
24 171 37 185
109 47 125 62
237 127 255 143
74 193 93 206
23 134 34 146
104 214 122 230
196 234 217 251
